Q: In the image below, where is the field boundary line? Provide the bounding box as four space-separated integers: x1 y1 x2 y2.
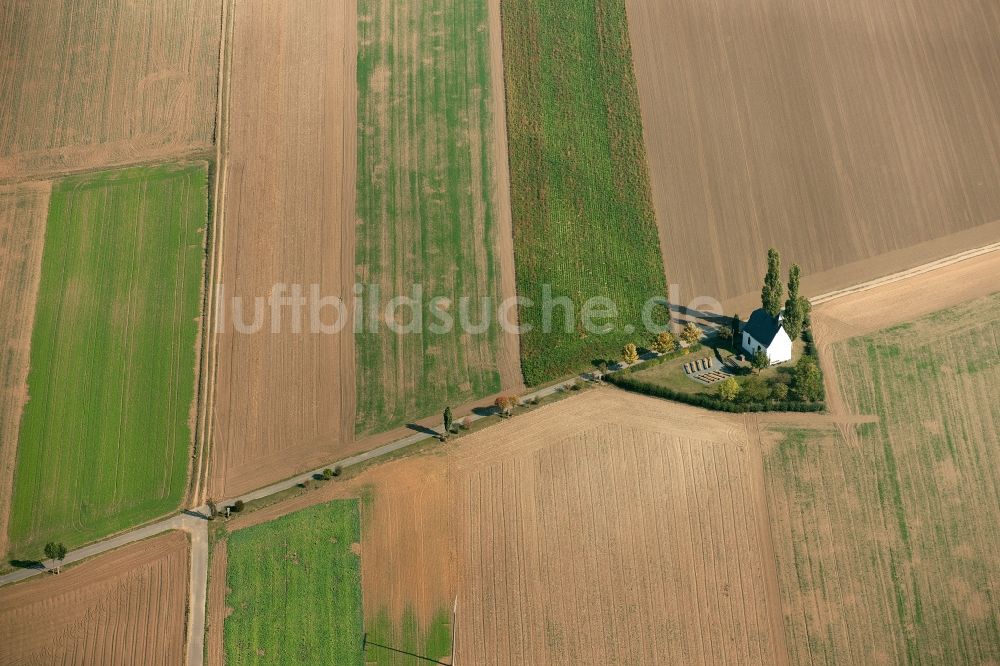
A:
810 241 1000 306
744 414 792 666
191 0 235 509
0 149 215 188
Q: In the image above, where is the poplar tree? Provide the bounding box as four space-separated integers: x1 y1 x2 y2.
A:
443 406 453 435
761 248 783 317
783 264 804 339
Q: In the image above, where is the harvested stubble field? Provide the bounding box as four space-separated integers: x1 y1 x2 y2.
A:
503 0 668 385
627 0 1000 307
7 164 207 559
760 291 1000 664
0 0 222 181
0 182 50 558
0 530 188 665
223 500 363 665
222 389 788 665
354 0 521 435
210 0 359 498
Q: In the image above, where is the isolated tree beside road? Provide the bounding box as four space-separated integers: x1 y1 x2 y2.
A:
494 395 518 418
622 343 639 365
761 248 783 317
443 406 453 435
44 541 67 573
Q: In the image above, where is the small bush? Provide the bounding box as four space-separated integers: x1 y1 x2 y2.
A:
332 465 342 477
233 500 245 512
652 331 677 354
622 343 639 365
322 468 334 480
770 383 789 401
740 375 770 402
680 322 703 345
716 377 741 402
460 416 472 430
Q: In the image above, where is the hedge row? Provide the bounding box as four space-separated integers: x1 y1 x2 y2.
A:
605 373 826 413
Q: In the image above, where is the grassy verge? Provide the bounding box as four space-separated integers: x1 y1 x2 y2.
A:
7 163 207 559
355 0 506 435
224 500 363 665
503 0 668 385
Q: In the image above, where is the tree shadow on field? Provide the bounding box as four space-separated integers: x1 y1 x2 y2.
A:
9 558 43 570
670 302 728 327
471 405 498 417
405 423 439 437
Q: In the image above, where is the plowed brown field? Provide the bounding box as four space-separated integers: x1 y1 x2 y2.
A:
0 0 222 181
0 182 50 559
209 0 358 498
225 388 789 665
0 531 188 665
627 0 1000 308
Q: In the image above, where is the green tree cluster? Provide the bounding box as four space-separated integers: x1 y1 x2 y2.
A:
792 357 823 401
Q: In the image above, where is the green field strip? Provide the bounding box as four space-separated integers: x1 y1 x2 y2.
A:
502 0 668 385
7 162 207 558
354 0 506 435
224 500 364 665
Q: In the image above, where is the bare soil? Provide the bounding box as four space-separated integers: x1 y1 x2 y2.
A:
0 182 50 559
0 531 189 664
0 0 222 182
209 0 359 499
626 0 1000 308
223 388 789 664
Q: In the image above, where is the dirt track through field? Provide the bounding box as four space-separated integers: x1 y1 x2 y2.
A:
0 0 222 182
209 0 358 498
0 530 188 665
224 388 789 664
627 0 1000 306
0 182 49 559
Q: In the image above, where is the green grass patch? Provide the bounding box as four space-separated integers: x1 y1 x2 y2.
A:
354 0 506 435
7 163 207 558
503 0 668 384
224 500 364 665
